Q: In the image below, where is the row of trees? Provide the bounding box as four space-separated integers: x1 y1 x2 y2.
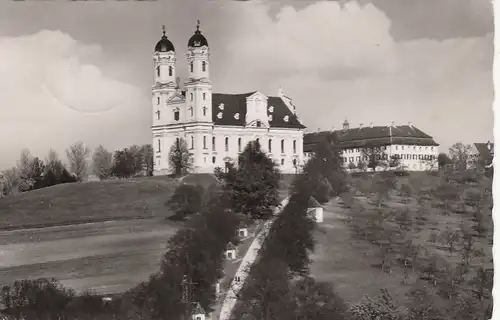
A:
233 133 351 319
0 142 155 197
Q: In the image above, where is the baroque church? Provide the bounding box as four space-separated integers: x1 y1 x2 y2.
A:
151 23 306 175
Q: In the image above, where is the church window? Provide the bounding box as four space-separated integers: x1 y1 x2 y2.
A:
157 139 161 152
190 93 193 101
157 97 160 105
202 61 206 72
212 156 216 164
189 106 193 117
203 93 206 100
203 107 207 116
212 137 216 151
293 159 297 166
256 120 261 128
238 138 241 152
225 137 229 152
176 137 180 149
174 109 180 121
203 136 207 149
191 136 194 149
169 66 173 76
281 139 285 153
156 110 160 120
281 159 284 166
268 139 272 152
156 66 160 77
190 62 194 73
293 140 296 154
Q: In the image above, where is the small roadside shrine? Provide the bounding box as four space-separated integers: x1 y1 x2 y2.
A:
307 196 324 223
225 242 237 260
191 302 207 320
236 220 249 238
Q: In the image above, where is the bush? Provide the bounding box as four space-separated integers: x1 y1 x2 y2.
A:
165 184 204 221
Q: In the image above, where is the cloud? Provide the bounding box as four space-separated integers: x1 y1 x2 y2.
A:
0 30 148 168
219 1 493 149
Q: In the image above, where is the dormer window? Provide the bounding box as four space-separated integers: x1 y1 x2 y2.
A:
268 115 272 122
202 61 206 72
190 62 194 73
168 66 173 76
219 103 224 110
283 115 289 122
217 112 223 119
234 113 240 120
268 106 274 113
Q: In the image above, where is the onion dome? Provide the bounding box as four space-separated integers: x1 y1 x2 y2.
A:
155 25 175 53
188 20 208 48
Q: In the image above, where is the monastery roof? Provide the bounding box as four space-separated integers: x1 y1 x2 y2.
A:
303 125 438 152
211 92 305 129
473 142 494 161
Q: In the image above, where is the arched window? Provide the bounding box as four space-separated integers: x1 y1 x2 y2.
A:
202 61 206 72
155 110 160 120
281 159 284 166
189 106 193 117
156 66 160 77
203 93 206 101
174 109 180 121
157 139 161 152
293 159 297 166
212 137 216 151
157 97 160 105
268 139 272 153
176 137 180 149
203 136 207 149
225 137 229 152
238 138 241 152
190 93 193 101
203 106 207 116
256 138 260 144
293 140 296 154
190 62 194 73
281 139 285 153
212 156 216 164
191 136 194 149
168 66 173 76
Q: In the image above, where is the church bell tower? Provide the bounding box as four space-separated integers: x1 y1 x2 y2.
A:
184 20 212 123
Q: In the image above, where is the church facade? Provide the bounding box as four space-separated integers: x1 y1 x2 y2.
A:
151 24 306 175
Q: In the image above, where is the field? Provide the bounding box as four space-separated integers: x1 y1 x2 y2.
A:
0 173 289 296
309 172 493 310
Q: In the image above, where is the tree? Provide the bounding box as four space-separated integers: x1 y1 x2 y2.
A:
437 227 462 255
0 167 19 196
448 142 472 171
111 149 135 178
168 138 193 177
66 141 91 181
438 152 452 169
216 140 280 220
362 147 388 172
141 144 154 176
350 289 405 320
92 145 114 180
389 154 401 169
291 277 349 320
357 159 367 172
165 184 204 221
17 149 36 192
1 278 75 320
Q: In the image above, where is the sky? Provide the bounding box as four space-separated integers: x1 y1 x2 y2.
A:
0 0 494 169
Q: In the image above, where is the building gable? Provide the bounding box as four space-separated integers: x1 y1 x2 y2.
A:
167 92 186 104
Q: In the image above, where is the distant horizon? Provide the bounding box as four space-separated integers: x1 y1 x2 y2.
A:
0 0 493 168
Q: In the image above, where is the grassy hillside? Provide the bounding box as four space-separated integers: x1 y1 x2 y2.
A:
0 178 178 230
